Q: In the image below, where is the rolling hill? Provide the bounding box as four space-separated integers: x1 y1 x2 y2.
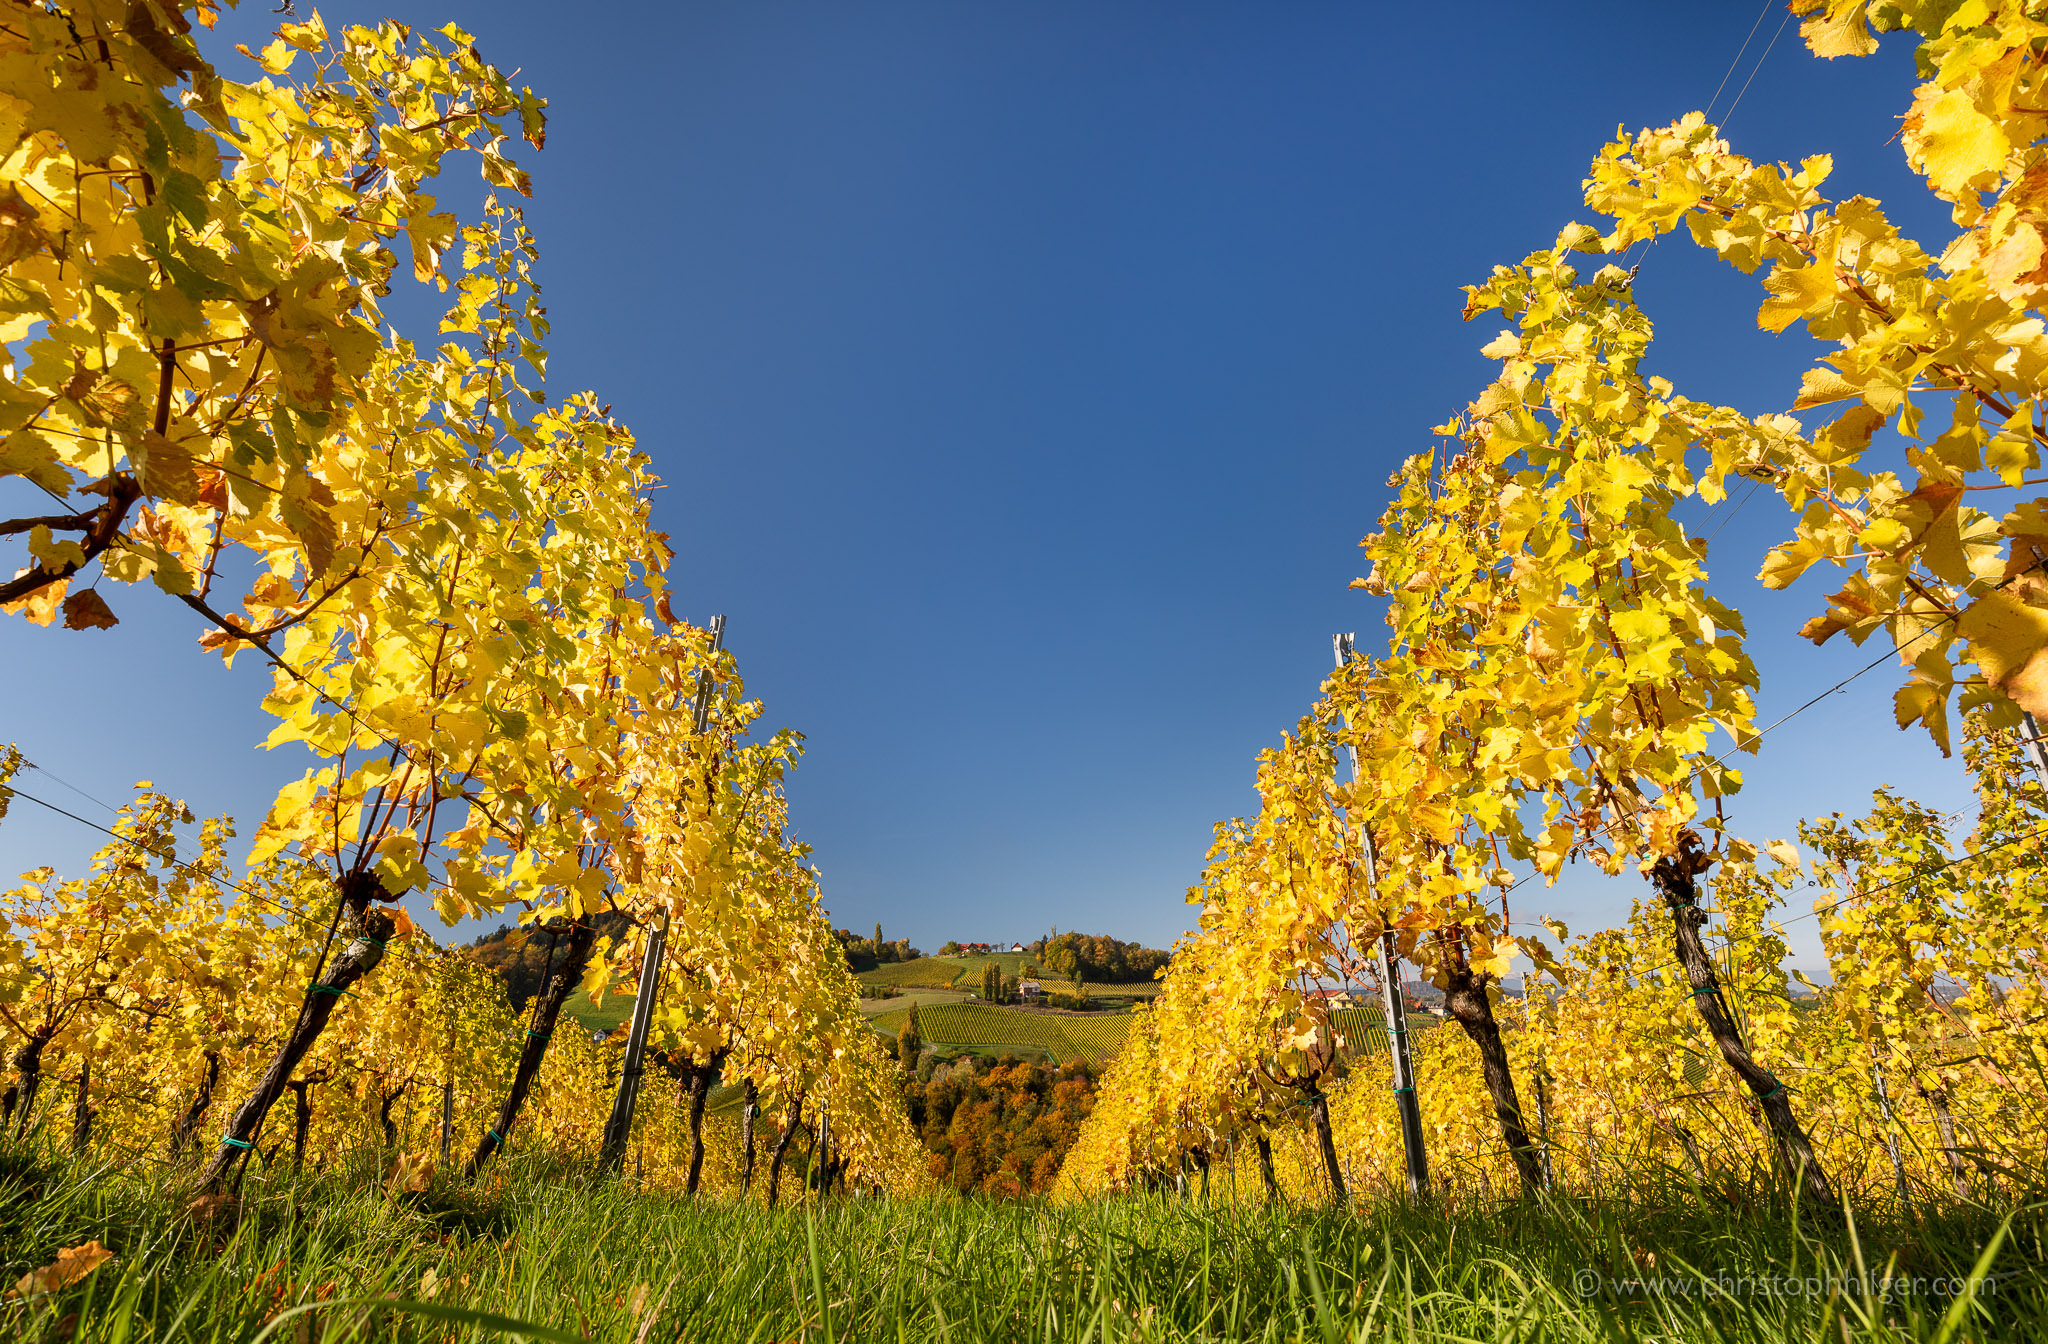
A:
870 1002 1130 1065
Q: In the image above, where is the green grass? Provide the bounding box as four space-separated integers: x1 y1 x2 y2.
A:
872 1002 1130 1064
560 991 635 1036
3 1145 2042 1343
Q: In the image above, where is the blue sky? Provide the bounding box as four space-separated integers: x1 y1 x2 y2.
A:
0 3 1977 967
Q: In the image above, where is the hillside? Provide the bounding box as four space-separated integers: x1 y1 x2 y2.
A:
870 1002 1130 1065
857 957 969 990
463 911 637 1009
856 952 1164 1003
562 990 636 1036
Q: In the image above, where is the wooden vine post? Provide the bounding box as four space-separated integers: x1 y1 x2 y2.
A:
1870 1049 1914 1212
739 1078 761 1192
597 911 667 1174
1334 634 1429 1196
599 616 726 1174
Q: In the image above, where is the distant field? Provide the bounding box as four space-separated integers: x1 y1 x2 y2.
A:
1326 1004 1437 1058
859 987 972 1014
568 974 1168 1047
856 958 964 990
944 954 1163 1002
947 952 1036 979
872 1002 1130 1064
859 952 1142 992
705 1081 746 1117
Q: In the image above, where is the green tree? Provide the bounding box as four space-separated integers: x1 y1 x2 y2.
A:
897 1003 923 1067
1041 933 1086 997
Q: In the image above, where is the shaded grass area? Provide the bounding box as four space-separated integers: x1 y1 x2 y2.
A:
1 1147 2042 1342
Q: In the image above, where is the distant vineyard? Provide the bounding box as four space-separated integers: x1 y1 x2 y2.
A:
1082 980 1163 1000
858 959 965 990
856 953 1167 995
874 1004 1130 1065
1328 1006 1391 1057
1052 1014 1135 1061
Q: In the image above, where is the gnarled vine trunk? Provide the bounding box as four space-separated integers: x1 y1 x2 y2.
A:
10 1025 53 1136
1652 847 1834 1207
468 919 599 1175
682 1050 728 1195
287 1077 315 1170
378 1080 411 1149
1918 1081 1971 1197
171 1050 221 1158
766 1094 804 1209
1306 1087 1346 1205
70 1056 93 1153
1441 960 1545 1194
1255 1133 1281 1201
199 874 396 1190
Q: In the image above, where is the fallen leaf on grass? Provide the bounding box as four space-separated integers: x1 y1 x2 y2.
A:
8 1240 113 1298
387 1150 435 1194
184 1192 237 1224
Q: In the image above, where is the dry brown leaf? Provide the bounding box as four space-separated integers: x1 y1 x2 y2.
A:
387 1151 435 1194
61 588 118 630
8 1240 113 1298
